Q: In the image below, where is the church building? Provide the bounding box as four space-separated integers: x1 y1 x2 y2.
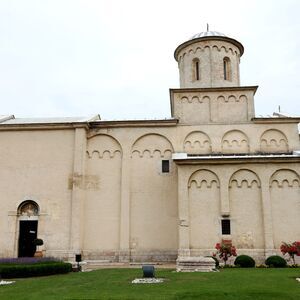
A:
0 31 299 263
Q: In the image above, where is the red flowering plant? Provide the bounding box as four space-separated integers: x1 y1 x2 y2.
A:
280 241 300 265
213 242 237 265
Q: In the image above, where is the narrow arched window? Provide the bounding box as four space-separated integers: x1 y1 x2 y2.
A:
223 57 231 81
192 58 200 81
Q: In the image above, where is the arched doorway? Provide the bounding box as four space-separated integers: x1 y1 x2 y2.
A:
17 201 39 257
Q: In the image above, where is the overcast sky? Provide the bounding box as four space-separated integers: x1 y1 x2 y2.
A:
0 0 300 120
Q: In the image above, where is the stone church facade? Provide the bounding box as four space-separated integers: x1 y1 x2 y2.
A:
0 31 299 263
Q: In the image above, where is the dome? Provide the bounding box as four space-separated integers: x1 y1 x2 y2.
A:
189 31 226 40
174 30 244 61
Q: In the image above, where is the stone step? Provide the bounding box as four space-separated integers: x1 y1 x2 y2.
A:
176 256 216 272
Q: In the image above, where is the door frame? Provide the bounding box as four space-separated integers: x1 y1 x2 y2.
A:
18 219 38 257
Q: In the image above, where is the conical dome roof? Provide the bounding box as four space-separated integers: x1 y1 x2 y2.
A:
189 31 226 40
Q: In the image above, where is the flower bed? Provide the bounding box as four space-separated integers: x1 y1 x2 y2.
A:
0 257 57 265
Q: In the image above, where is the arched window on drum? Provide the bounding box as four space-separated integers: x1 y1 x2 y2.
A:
223 57 231 81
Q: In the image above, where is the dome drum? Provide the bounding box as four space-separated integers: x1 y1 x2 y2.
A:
175 31 244 89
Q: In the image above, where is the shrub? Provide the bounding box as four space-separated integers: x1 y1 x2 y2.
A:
280 241 300 264
0 261 72 278
33 238 44 246
214 242 237 265
234 255 255 268
265 255 287 268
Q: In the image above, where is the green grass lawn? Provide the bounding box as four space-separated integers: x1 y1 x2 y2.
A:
0 268 299 300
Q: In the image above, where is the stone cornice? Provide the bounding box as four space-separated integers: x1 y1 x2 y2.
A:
172 153 300 165
89 119 178 128
0 123 89 131
170 86 258 94
0 118 179 130
252 117 300 124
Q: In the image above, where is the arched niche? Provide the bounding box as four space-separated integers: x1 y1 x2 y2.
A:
87 134 122 159
130 133 177 252
188 169 220 189
270 169 300 188
217 94 248 123
84 134 122 252
229 169 264 249
270 169 300 248
131 133 173 158
18 200 39 217
222 130 249 154
183 131 212 155
260 129 288 153
188 169 220 250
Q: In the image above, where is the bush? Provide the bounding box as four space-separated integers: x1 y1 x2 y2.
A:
234 255 255 268
33 238 44 246
0 261 72 278
265 255 287 268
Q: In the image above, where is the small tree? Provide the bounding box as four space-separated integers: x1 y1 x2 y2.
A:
280 241 300 265
213 242 237 265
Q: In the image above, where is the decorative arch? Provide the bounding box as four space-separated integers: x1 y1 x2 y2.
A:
131 133 173 158
239 95 248 102
191 96 200 103
217 95 226 102
270 169 300 188
260 129 289 153
183 131 212 154
18 200 39 216
188 169 220 189
220 46 227 52
87 134 122 159
228 47 234 55
228 95 237 103
204 45 210 52
229 169 261 189
222 130 249 153
180 96 189 103
195 47 202 53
